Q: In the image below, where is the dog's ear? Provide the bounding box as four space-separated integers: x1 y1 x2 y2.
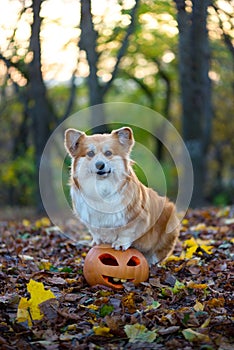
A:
64 128 85 157
112 127 135 151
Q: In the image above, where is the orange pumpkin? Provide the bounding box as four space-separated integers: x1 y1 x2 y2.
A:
83 244 149 289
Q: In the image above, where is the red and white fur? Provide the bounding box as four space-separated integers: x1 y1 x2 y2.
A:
64 127 180 265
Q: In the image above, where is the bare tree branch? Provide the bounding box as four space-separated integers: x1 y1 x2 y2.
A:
153 58 172 118
123 71 155 107
103 0 140 95
60 69 77 123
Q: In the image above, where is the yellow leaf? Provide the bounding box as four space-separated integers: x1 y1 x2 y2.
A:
187 282 208 289
27 280 55 320
185 245 198 259
201 318 211 328
183 237 214 259
66 278 77 284
39 259 52 270
217 207 230 217
183 237 197 248
93 326 111 336
17 279 56 326
67 324 77 331
86 304 99 311
164 254 184 263
22 219 31 227
35 217 51 228
193 300 204 312
200 244 213 255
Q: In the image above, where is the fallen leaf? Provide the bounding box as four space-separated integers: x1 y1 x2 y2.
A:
124 323 157 343
193 300 204 312
201 317 211 328
182 328 210 343
38 259 52 270
99 304 114 317
199 244 214 255
172 279 186 294
1 206 233 348
183 237 214 259
22 219 31 227
35 217 51 228
17 279 56 326
145 300 161 311
187 282 208 290
185 246 198 259
93 326 112 336
122 293 136 313
206 297 225 308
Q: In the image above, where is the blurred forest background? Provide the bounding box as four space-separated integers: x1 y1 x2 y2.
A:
0 0 233 214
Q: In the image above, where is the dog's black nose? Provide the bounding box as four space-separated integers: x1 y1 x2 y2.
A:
95 161 105 170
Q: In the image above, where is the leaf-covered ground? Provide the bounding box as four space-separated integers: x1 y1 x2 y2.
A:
0 207 233 349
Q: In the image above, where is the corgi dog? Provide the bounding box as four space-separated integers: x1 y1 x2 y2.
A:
64 127 180 265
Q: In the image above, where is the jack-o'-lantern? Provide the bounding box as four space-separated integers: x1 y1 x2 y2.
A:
83 244 149 289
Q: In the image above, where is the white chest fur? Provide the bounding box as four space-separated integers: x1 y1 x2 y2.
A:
71 183 127 230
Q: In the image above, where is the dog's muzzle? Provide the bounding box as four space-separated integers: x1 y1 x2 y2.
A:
95 161 111 176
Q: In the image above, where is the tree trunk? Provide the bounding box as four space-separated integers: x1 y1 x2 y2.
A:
79 0 105 133
174 0 212 207
79 0 139 134
28 0 56 212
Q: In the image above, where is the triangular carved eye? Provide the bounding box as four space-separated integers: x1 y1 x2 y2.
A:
99 254 119 266
127 256 140 266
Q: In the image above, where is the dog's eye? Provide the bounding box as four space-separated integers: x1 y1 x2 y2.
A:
104 150 112 157
87 150 95 158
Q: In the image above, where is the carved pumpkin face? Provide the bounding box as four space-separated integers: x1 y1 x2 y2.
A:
83 244 149 289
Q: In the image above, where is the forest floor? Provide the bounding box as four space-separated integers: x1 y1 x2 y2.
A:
0 206 233 349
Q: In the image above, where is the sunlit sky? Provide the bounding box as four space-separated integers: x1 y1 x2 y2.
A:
0 0 178 83
0 0 233 84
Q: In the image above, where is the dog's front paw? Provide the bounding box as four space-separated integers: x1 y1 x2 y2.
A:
112 241 131 251
91 238 102 246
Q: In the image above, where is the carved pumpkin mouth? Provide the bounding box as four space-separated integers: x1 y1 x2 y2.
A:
102 275 134 289
99 253 140 289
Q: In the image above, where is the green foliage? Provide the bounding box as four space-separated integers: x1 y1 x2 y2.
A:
0 0 233 207
99 304 114 317
0 147 36 205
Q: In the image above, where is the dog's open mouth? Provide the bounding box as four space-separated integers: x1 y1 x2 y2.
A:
97 169 111 176
102 275 134 288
